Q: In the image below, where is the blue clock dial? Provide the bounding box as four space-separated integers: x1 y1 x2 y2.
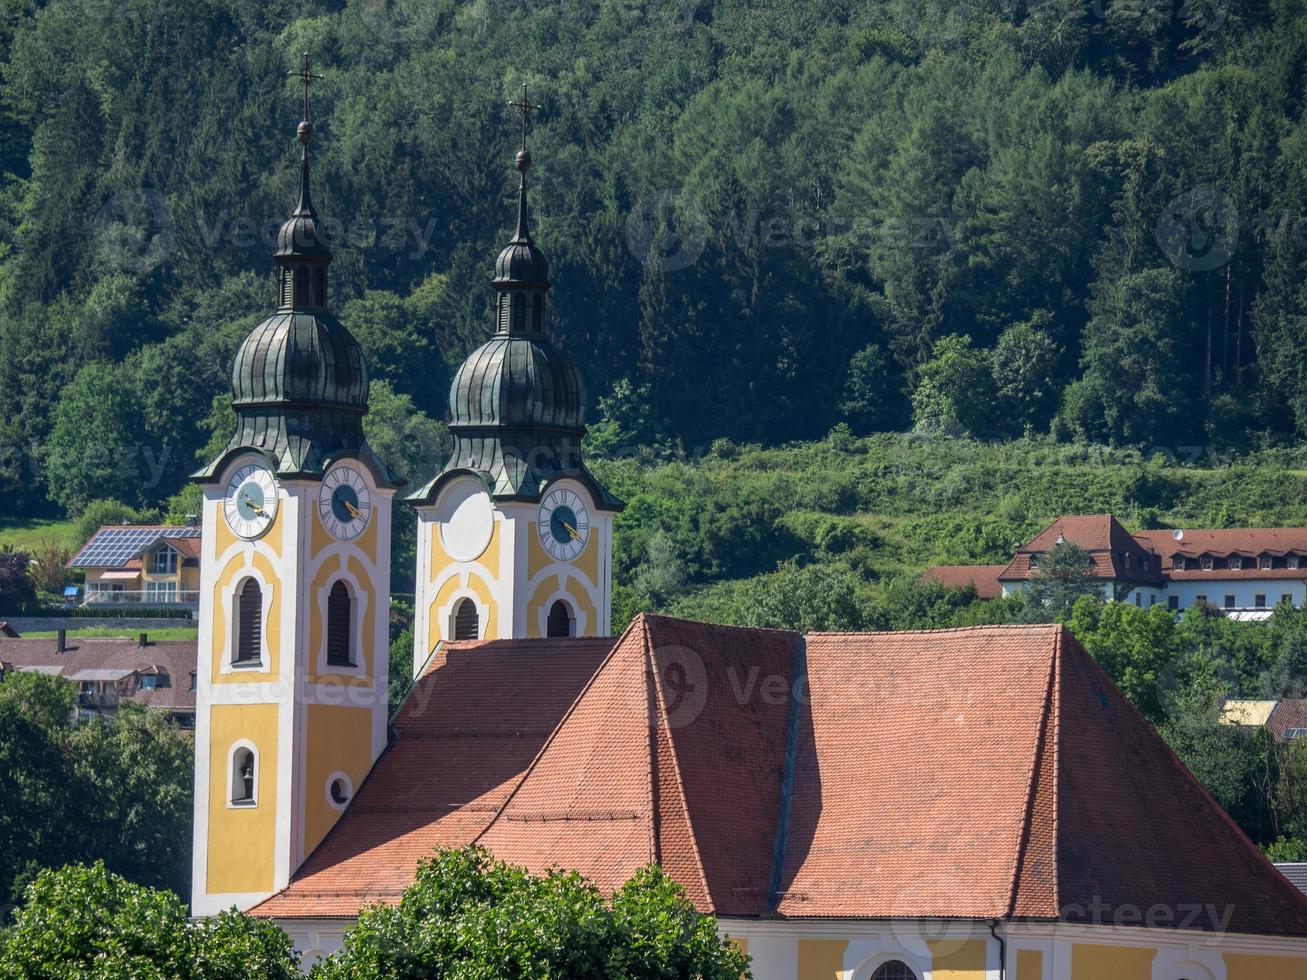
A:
331 484 359 523
550 505 578 544
236 482 266 521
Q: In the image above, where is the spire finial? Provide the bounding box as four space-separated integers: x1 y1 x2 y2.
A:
506 83 540 243
289 52 322 144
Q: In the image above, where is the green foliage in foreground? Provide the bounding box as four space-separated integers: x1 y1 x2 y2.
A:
311 847 750 980
0 862 299 979
0 672 193 906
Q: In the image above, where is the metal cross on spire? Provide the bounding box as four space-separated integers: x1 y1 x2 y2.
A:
289 53 323 124
507 83 540 152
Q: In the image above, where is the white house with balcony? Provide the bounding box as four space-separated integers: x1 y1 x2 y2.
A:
69 524 203 609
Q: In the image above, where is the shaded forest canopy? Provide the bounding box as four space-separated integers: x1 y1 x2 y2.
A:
0 0 1305 515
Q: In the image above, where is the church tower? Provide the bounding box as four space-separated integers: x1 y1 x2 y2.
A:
410 87 622 669
189 60 400 915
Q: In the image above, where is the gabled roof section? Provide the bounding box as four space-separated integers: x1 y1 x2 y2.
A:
252 636 614 918
1000 515 1160 585
475 615 798 915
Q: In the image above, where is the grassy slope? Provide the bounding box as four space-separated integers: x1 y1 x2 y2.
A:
592 432 1307 611
0 518 80 553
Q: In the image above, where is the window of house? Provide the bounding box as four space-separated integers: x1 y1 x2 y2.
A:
547 600 573 638
1286 728 1307 740
1134 592 1142 606
1291 556 1301 570
150 549 177 575
145 580 177 603
1168 595 1180 611
234 579 262 665
139 674 158 691
1196 594 1208 606
1201 557 1214 571
1283 594 1294 607
1224 595 1236 609
231 747 256 806
1231 556 1243 570
293 266 309 307
1256 594 1267 609
1173 556 1186 571
1142 555 1150 571
871 963 918 980
453 598 479 641
327 581 353 666
1261 556 1275 570
1028 553 1040 569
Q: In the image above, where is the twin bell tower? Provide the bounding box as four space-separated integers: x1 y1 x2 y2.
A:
189 65 619 915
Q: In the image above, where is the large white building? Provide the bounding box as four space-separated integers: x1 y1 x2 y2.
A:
926 514 1307 619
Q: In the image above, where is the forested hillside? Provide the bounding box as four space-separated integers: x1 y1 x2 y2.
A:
0 0 1306 517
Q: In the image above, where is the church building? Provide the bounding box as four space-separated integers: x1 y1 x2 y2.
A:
191 79 1307 980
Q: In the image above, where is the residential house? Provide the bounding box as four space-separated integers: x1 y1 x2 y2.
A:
69 525 202 608
923 514 1307 618
0 632 197 725
1222 698 1307 742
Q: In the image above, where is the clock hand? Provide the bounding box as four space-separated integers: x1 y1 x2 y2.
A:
242 494 270 519
561 520 582 542
343 500 364 520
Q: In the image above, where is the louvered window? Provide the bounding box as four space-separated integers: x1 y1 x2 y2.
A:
293 266 309 306
327 581 353 666
532 294 543 331
547 600 573 638
512 292 525 332
235 580 262 665
453 598 479 641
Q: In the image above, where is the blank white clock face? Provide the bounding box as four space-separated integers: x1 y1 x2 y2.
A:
224 464 278 539
319 465 372 541
538 488 590 561
439 482 494 561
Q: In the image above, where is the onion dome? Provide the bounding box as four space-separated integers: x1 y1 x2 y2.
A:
195 56 397 488
409 85 619 511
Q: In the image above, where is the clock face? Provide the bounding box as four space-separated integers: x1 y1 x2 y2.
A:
319 465 372 541
538 488 590 561
224 464 279 539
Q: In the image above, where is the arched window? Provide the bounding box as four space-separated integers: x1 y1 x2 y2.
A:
234 579 262 665
453 598 479 641
313 266 326 307
231 746 256 806
327 581 353 666
871 963 918 980
498 294 511 333
547 600 573 638
293 266 309 307
532 293 543 331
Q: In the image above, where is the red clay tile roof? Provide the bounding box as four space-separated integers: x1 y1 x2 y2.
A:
1268 700 1307 740
920 565 1006 599
0 637 196 713
1001 515 1161 585
253 616 1307 936
1134 528 1307 579
252 636 615 918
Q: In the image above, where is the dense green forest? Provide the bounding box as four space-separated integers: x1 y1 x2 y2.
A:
0 0 1306 519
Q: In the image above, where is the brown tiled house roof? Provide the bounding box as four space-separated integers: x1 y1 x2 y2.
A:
1134 528 1307 580
919 564 1006 599
0 637 196 715
253 616 1307 936
1000 514 1161 585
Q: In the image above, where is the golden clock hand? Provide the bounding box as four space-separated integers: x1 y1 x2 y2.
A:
343 500 364 520
242 494 269 519
562 520 581 542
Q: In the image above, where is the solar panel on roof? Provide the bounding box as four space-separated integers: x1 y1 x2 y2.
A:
70 526 201 568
